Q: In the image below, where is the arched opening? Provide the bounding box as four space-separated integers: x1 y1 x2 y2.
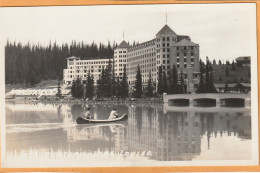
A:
194 98 216 107
221 98 245 107
168 99 189 106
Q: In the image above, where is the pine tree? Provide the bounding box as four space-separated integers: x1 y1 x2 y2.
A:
85 71 94 99
157 65 163 95
162 71 168 93
197 72 205 93
179 71 184 93
75 77 83 98
71 80 76 97
218 60 222 65
225 66 229 76
146 72 153 97
56 79 62 98
97 67 105 98
121 65 129 99
167 64 178 94
231 60 236 71
134 65 142 98
224 83 229 93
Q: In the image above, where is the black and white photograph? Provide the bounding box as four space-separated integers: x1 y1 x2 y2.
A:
0 3 258 168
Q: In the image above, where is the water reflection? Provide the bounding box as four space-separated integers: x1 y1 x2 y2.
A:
4 102 251 167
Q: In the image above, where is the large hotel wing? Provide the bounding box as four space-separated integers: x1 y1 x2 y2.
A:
63 24 200 93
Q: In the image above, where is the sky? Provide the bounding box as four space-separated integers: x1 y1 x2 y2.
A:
0 3 257 62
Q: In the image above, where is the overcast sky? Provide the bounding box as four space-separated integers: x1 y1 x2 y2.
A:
0 3 256 62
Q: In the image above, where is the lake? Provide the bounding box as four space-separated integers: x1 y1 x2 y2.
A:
3 102 252 167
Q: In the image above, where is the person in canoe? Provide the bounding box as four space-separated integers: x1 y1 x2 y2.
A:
85 107 94 119
109 108 119 119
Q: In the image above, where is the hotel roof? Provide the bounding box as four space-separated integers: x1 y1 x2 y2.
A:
156 24 177 36
173 39 198 47
66 56 80 60
117 40 130 48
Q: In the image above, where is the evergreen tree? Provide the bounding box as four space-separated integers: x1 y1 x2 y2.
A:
146 72 153 98
56 79 62 98
120 65 129 99
168 64 179 94
85 71 94 99
231 60 236 71
225 66 229 76
162 71 168 93
224 83 229 93
179 71 184 93
226 60 230 66
134 65 142 98
75 77 83 98
157 65 163 95
218 60 222 65
97 67 105 98
197 72 205 93
71 80 76 97
115 77 121 99
71 78 83 98
213 59 216 65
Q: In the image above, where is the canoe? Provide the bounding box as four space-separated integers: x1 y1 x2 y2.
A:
76 113 128 124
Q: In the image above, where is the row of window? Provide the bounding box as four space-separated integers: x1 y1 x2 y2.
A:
128 41 155 51
176 46 194 50
177 58 194 62
156 37 177 42
128 47 156 56
72 61 109 65
156 48 170 53
114 51 127 54
176 52 195 56
156 43 170 48
157 54 170 59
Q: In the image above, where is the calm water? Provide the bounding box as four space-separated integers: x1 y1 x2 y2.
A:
3 102 252 167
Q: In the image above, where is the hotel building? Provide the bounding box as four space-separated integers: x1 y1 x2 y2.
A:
63 24 200 93
126 24 200 93
63 56 111 85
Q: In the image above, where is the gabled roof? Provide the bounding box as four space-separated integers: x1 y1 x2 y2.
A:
156 24 177 36
117 40 130 49
177 35 191 42
173 39 198 47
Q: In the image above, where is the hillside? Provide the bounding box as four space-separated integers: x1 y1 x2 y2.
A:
5 80 59 93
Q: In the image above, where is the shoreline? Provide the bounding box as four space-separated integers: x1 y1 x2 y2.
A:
5 97 163 105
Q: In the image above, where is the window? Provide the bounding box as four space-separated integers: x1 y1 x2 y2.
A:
177 47 179 50
184 59 187 62
167 49 170 52
167 60 170 63
184 53 186 56
163 54 165 58
163 60 165 64
177 64 180 68
177 53 179 56
167 37 169 41
191 46 194 50
184 47 186 50
184 64 187 68
191 58 194 62
191 52 194 56
163 49 165 52
163 37 165 41
167 54 170 58
167 43 170 47
163 43 165 47
177 58 179 62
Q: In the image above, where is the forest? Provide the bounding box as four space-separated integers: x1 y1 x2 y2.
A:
5 40 115 85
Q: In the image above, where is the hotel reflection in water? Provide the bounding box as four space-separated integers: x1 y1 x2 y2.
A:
64 104 251 161
5 103 251 162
